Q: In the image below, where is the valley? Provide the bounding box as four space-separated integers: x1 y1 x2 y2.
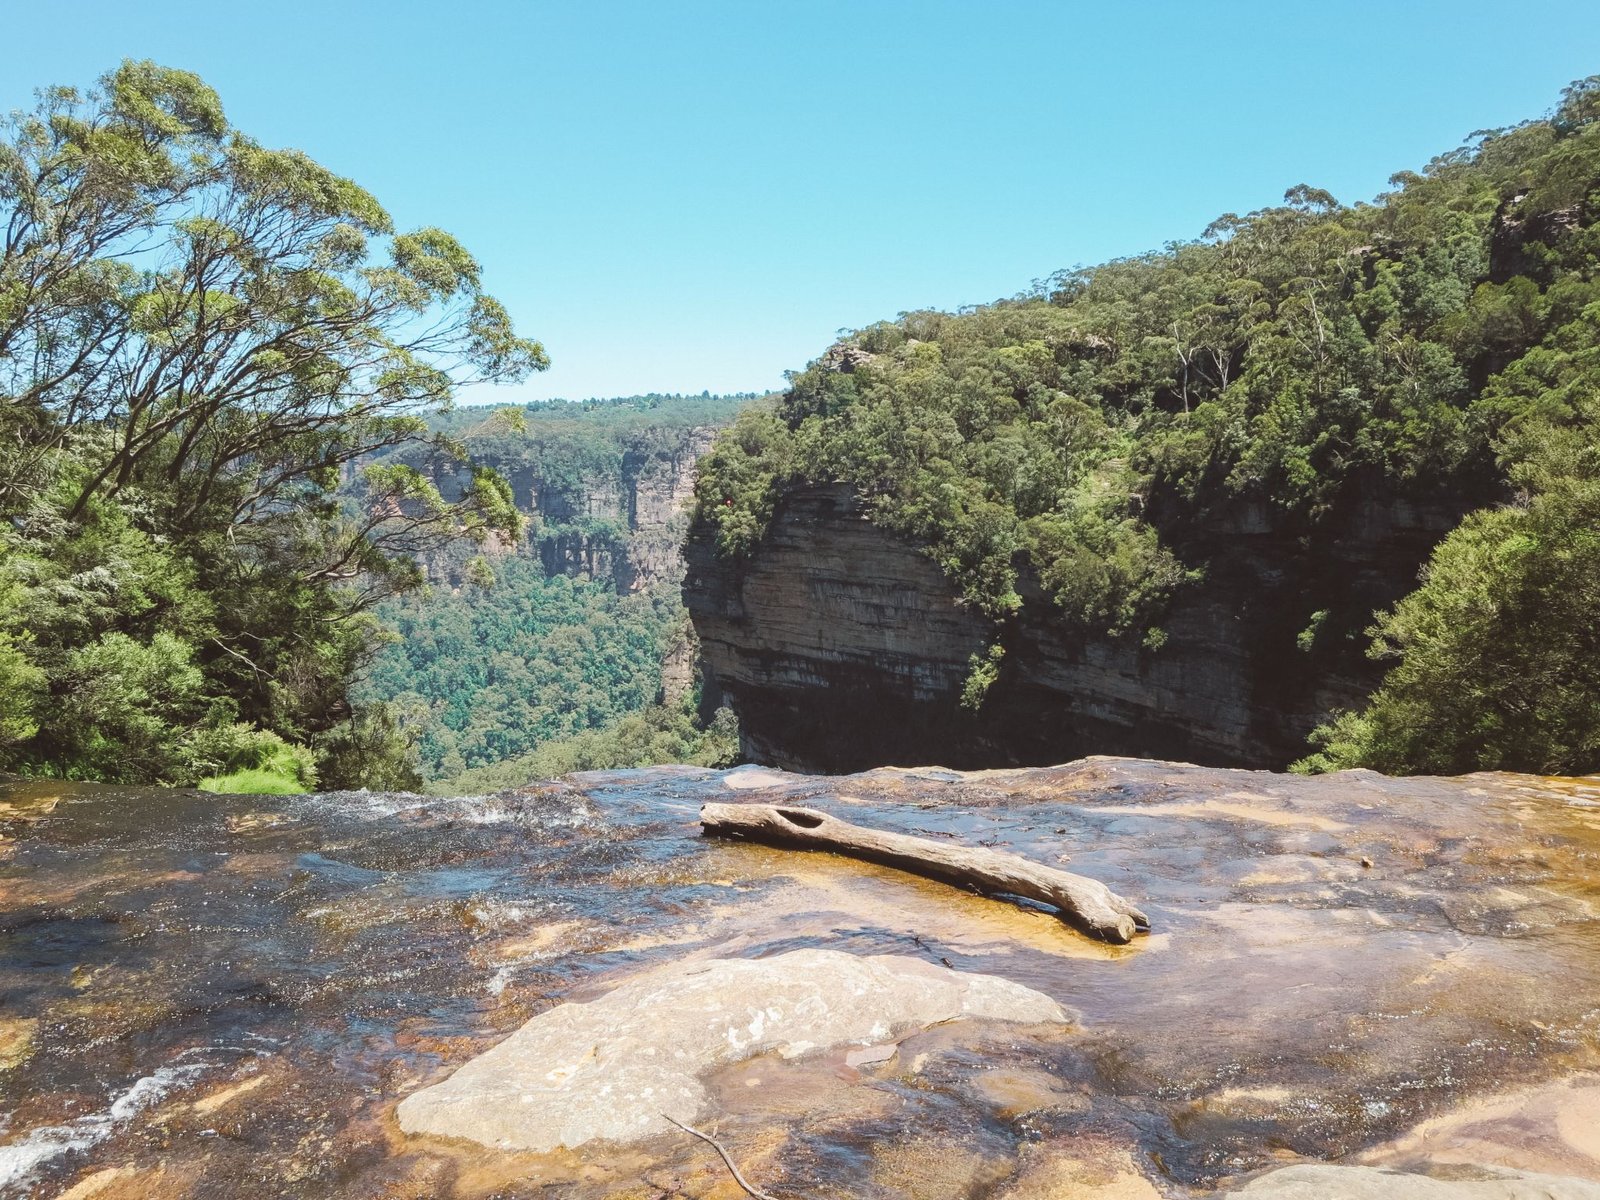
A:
3 35 1600 1200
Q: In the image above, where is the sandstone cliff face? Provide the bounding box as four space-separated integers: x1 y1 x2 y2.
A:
427 428 715 591
685 482 1478 772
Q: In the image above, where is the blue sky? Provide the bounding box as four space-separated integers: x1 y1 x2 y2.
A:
4 2 1599 402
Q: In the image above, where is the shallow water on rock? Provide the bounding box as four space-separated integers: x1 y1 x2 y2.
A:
2 759 1599 1197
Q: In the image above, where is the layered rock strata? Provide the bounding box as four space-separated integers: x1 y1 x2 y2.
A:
685 481 1477 771
428 426 716 592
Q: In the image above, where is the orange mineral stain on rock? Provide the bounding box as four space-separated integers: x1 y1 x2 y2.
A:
0 1016 38 1070
50 1167 137 1200
190 1072 269 1115
1362 1074 1600 1180
1094 796 1353 833
993 1140 1166 1199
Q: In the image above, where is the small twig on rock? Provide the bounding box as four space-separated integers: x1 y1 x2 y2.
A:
661 1113 783 1200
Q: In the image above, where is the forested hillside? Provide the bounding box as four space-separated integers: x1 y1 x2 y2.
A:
381 392 750 591
0 62 544 791
0 59 755 793
695 76 1600 776
354 394 751 791
13 59 1597 788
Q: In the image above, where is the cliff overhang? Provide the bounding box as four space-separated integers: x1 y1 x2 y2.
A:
685 482 1476 773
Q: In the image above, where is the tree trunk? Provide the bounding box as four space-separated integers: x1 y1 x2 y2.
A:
700 802 1150 944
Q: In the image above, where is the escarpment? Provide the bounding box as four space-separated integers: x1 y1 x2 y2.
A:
427 426 716 592
685 480 1481 772
682 93 1600 776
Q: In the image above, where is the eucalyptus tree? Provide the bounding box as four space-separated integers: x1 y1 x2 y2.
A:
0 61 546 784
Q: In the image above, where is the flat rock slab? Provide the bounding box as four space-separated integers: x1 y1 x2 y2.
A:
396 948 1065 1152
1229 1164 1600 1199
12 761 1600 1197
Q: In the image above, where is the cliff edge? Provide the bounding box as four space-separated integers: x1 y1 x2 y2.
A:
685 481 1474 772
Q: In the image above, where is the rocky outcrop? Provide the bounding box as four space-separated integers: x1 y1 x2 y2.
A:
396 949 1064 1152
685 480 1484 772
1229 1165 1600 1199
9 758 1600 1195
1489 192 1585 284
655 618 699 706
427 427 715 591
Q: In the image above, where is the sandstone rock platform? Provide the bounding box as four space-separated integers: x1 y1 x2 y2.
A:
396 947 1066 1152
1227 1164 1600 1199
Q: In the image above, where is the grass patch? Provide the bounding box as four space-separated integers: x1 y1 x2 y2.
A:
197 767 306 795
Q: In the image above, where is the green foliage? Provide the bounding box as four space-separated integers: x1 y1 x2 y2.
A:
0 634 45 749
1296 610 1330 654
358 560 690 779
0 61 544 786
960 644 1005 710
694 103 1584 627
352 393 753 788
55 631 205 780
1023 503 1193 635
427 392 755 441
1296 481 1600 776
197 767 306 795
697 77 1600 776
0 579 46 747
431 697 739 795
190 724 318 792
694 405 796 557
1300 379 1600 777
313 704 424 793
1292 78 1600 776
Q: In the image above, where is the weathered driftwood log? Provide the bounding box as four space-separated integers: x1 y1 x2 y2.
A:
700 802 1150 944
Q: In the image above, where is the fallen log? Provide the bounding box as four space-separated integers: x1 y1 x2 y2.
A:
700 802 1150 944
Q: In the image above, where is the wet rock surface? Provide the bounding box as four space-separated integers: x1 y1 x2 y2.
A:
0 758 1598 1197
1228 1164 1600 1199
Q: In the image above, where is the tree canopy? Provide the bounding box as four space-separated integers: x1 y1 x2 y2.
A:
0 61 545 787
697 76 1600 771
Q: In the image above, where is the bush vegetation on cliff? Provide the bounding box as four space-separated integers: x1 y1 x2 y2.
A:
695 76 1600 774
1296 275 1600 775
0 62 544 788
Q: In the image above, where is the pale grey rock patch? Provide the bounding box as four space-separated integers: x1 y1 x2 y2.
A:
1228 1164 1600 1199
396 948 1065 1152
844 1043 897 1068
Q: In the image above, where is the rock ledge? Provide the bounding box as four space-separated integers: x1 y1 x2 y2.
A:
397 948 1065 1152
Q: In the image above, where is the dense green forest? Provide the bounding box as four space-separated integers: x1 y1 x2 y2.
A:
697 76 1600 775
361 560 682 777
352 391 750 793
423 391 755 441
0 62 545 790
418 690 740 795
